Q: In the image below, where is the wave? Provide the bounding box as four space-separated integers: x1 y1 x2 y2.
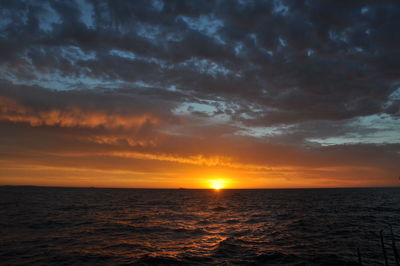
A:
1 187 398 265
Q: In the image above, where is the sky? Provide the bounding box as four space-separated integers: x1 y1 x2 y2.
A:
0 0 399 188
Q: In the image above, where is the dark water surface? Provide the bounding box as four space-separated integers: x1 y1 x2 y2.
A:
1 187 399 265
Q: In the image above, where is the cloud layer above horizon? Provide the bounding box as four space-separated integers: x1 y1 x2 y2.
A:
0 0 399 188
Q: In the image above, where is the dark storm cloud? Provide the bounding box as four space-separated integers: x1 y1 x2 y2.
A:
1 0 399 125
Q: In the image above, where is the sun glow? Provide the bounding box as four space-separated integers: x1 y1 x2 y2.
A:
209 178 228 190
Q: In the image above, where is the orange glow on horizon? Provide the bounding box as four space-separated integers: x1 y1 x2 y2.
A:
0 154 397 189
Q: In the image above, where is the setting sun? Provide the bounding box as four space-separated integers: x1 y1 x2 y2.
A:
209 179 228 190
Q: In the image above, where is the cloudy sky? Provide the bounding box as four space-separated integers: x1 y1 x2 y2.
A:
0 0 399 188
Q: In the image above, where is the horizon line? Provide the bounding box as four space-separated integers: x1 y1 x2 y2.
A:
1 184 399 190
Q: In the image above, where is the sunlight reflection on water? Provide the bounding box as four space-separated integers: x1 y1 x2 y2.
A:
1 187 399 265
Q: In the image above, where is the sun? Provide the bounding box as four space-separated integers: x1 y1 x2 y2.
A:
209 179 228 190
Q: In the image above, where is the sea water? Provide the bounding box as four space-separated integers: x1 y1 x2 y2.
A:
1 186 399 265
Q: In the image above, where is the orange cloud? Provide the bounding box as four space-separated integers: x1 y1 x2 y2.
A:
0 96 158 129
86 135 158 148
82 151 284 172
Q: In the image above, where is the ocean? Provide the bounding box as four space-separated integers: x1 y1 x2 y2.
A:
1 186 399 265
